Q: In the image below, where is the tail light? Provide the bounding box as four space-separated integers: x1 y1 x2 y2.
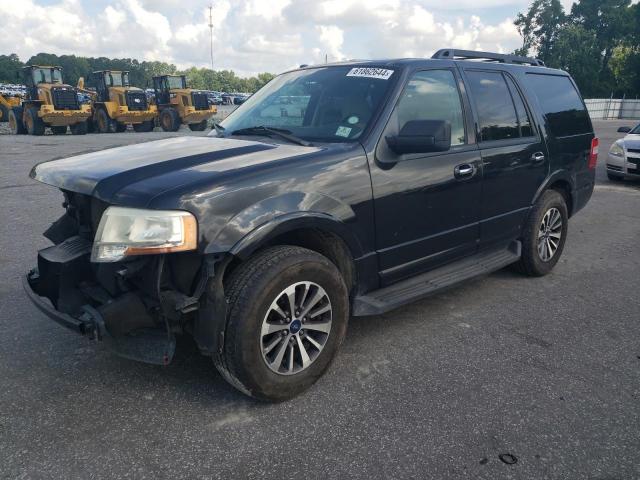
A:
588 137 599 170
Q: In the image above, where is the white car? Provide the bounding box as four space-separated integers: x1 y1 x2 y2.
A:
607 124 640 180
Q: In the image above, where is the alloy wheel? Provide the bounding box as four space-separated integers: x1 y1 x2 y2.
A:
537 207 563 261
260 281 332 375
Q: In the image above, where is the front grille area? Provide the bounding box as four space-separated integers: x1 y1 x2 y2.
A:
192 92 209 110
627 148 640 155
126 91 148 111
606 164 623 172
52 87 80 110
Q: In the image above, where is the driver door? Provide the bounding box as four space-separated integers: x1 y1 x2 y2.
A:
369 69 482 285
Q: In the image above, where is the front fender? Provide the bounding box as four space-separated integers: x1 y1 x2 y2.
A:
203 191 362 258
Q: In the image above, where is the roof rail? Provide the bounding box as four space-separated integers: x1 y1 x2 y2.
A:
432 49 545 67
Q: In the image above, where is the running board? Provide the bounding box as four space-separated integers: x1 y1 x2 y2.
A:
352 241 521 316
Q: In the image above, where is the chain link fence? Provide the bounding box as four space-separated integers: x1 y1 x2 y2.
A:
585 98 640 120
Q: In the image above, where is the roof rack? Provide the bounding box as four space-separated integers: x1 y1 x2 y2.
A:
432 49 545 67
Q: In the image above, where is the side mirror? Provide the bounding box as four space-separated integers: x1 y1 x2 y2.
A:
618 126 632 133
385 120 451 155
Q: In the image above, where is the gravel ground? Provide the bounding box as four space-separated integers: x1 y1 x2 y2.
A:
0 120 638 480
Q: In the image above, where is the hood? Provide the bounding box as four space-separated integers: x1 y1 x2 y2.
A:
30 136 320 206
624 134 640 150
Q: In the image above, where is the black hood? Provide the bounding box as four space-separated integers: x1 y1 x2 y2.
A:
30 136 320 207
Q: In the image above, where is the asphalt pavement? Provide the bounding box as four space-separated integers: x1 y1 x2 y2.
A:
0 120 639 479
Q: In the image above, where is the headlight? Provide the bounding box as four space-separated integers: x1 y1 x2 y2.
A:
91 207 197 263
609 141 625 157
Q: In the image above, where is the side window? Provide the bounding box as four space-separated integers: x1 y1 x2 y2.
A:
505 76 534 138
466 70 519 142
395 70 466 146
525 73 591 137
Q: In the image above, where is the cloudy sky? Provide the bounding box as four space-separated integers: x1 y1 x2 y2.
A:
0 0 575 77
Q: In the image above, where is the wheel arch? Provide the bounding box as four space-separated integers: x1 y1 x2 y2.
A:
223 213 361 294
533 170 575 217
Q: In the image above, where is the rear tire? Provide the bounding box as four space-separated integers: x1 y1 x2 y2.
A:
188 119 208 131
514 189 568 277
8 107 26 134
0 104 8 123
51 126 67 135
70 121 88 135
26 107 45 136
133 120 154 132
217 246 349 401
160 108 180 132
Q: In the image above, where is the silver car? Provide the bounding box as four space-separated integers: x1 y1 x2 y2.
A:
607 124 640 180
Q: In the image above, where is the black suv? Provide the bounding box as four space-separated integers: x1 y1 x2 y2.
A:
24 50 597 401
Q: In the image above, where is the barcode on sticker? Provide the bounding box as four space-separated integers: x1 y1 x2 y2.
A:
346 68 394 80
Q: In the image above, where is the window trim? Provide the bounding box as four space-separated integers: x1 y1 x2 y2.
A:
375 67 476 163
461 68 541 148
503 72 537 140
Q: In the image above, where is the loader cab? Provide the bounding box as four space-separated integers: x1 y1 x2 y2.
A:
93 70 130 102
153 75 188 105
22 66 63 101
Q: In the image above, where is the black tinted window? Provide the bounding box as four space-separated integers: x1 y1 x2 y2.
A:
505 76 534 137
526 74 591 137
395 70 466 146
467 71 519 142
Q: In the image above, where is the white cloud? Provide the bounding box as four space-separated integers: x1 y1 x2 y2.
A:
0 0 531 77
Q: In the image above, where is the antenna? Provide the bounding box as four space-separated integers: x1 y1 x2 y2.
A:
208 5 214 71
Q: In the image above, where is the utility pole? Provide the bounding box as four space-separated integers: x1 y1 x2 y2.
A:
208 5 214 71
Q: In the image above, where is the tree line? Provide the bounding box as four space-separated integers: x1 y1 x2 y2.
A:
0 52 275 93
515 0 640 97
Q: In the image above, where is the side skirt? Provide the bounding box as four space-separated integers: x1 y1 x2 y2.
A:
352 241 521 316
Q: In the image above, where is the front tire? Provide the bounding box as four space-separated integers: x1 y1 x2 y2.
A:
160 108 180 132
515 189 568 277
218 246 349 401
25 107 45 136
95 108 115 133
8 107 26 134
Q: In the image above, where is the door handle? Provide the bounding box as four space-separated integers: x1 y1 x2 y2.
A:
531 152 546 163
454 164 475 179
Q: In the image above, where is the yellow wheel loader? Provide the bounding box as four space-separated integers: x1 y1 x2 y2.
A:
90 70 157 133
152 75 216 132
0 94 21 123
8 66 91 135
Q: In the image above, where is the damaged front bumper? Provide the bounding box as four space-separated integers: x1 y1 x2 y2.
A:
22 235 188 365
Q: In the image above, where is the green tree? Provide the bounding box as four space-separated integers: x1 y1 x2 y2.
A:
514 0 566 61
547 25 602 96
0 54 23 83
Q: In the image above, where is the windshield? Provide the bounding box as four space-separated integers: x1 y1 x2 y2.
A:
33 68 62 84
167 76 186 89
215 66 398 142
107 72 129 87
630 124 640 134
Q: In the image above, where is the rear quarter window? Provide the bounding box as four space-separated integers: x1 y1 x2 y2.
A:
525 74 591 138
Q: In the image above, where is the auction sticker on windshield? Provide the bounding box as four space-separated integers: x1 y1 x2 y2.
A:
346 68 394 80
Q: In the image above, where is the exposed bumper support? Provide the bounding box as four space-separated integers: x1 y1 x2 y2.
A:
23 269 176 365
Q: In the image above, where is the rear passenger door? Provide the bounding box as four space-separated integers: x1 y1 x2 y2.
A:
462 68 548 249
